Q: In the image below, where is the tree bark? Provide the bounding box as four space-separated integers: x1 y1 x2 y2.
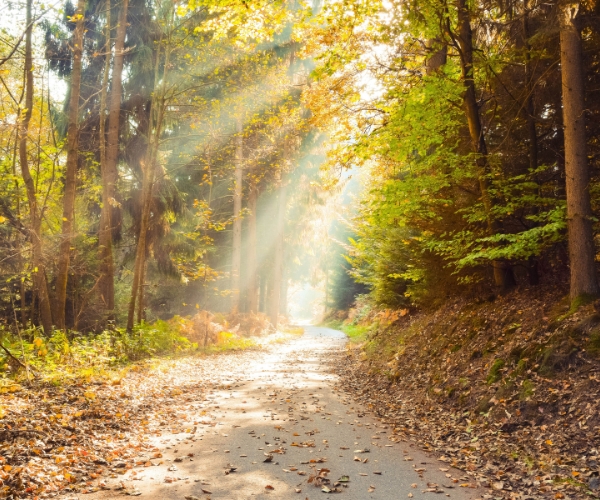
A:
559 1 599 300
126 150 157 332
522 0 540 286
19 0 53 335
55 0 86 330
269 172 286 329
455 0 516 290
137 259 146 324
280 266 288 318
231 116 243 313
127 31 168 331
98 0 111 312
246 174 258 313
99 0 128 318
259 272 267 313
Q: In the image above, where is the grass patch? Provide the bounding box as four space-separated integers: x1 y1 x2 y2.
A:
198 332 257 353
321 319 370 342
340 324 370 342
0 321 263 385
281 325 305 335
322 319 344 330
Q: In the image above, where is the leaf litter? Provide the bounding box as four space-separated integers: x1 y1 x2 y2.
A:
0 353 248 498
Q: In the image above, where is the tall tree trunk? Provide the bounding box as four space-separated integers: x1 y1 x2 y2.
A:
127 152 157 332
455 0 516 290
137 259 146 323
98 0 111 311
280 266 288 318
259 272 266 313
231 116 243 313
127 31 169 332
99 0 128 318
19 0 53 335
559 1 599 300
246 175 258 313
55 0 85 330
11 128 29 329
269 173 286 329
522 0 540 286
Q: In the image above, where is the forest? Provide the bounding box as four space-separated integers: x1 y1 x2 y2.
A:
1 0 600 497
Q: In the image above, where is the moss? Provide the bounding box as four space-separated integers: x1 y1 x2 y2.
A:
515 358 528 375
538 340 578 376
554 293 597 322
487 358 505 384
504 323 522 335
450 343 462 353
570 293 597 311
520 379 535 399
588 330 600 356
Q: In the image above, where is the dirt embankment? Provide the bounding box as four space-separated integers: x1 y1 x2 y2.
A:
335 285 600 499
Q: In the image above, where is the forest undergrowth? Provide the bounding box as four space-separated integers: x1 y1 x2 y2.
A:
328 287 600 499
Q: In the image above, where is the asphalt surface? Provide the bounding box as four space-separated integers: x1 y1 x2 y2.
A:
86 326 482 499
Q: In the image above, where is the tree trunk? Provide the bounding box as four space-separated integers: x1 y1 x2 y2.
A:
127 154 156 332
280 266 288 318
269 174 286 329
19 0 53 335
456 0 515 290
559 1 599 300
55 0 85 330
246 175 258 313
231 116 243 313
98 0 111 311
127 33 168 332
259 272 267 313
522 0 540 286
99 0 128 318
137 259 146 324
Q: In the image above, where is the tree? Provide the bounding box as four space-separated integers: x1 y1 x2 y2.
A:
55 0 86 330
246 166 259 313
18 0 54 334
126 5 172 332
452 0 516 290
558 0 599 300
99 0 129 318
231 115 243 313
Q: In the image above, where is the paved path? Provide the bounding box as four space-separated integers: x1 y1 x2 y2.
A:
88 326 481 499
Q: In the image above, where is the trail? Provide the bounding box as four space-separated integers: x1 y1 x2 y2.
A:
86 326 481 499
